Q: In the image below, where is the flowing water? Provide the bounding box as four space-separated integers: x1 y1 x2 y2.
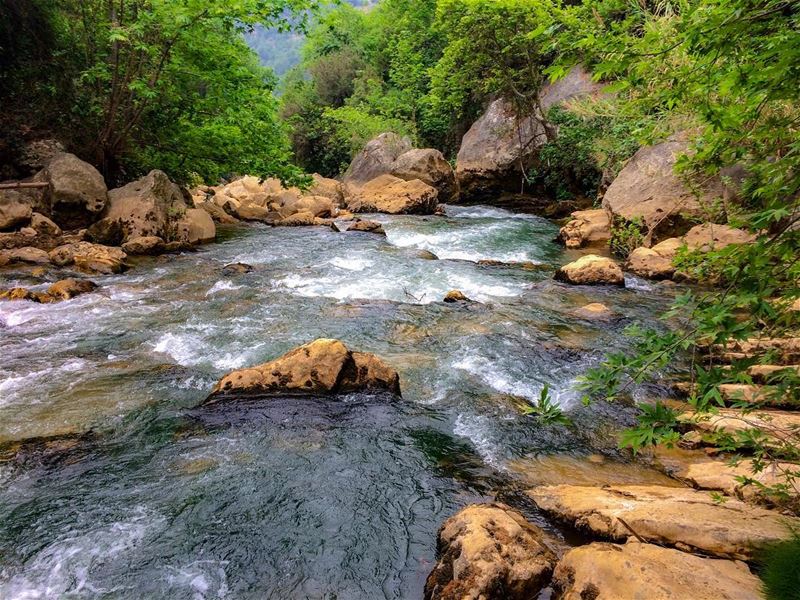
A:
0 206 678 599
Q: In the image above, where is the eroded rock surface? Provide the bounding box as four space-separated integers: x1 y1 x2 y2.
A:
555 255 624 286
552 541 762 600
527 483 797 559
346 174 439 215
557 209 611 249
206 338 401 401
343 132 413 184
102 170 187 243
391 148 457 202
49 242 127 274
424 503 556 600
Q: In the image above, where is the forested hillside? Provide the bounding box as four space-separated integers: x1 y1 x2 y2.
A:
246 0 378 76
0 0 319 186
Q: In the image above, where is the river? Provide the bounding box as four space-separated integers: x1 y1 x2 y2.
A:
0 205 678 598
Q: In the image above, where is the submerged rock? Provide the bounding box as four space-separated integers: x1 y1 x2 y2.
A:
527 483 798 559
206 338 401 401
552 541 762 600
555 255 624 286
570 302 614 320
222 262 254 276
424 503 556 600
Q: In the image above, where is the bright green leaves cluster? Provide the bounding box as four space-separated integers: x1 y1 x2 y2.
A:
3 0 320 185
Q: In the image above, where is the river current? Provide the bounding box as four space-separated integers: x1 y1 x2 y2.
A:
0 206 677 599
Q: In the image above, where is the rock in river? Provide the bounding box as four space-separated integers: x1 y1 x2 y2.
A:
554 255 624 286
345 174 439 215
221 262 254 276
424 503 556 600
206 338 401 401
552 541 762 600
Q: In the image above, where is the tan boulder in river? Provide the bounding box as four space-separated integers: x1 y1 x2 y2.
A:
554 255 624 286
424 503 556 600
206 338 401 401
346 174 439 215
557 209 611 249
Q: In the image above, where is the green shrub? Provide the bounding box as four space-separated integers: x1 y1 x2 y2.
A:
609 217 646 259
757 533 800 600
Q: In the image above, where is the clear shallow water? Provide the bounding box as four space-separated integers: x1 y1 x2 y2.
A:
0 205 678 599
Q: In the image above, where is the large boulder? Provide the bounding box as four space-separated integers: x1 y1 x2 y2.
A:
175 208 216 244
626 246 676 280
346 174 438 215
456 66 604 200
602 137 726 243
343 132 412 184
552 541 762 600
557 209 611 249
197 200 238 224
390 148 457 203
37 153 108 229
102 170 186 242
527 484 799 560
682 222 755 252
554 255 624 286
424 503 556 600
49 242 127 274
308 174 345 208
0 190 33 230
206 338 401 401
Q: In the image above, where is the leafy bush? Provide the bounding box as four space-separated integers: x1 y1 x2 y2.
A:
609 217 646 259
757 533 800 600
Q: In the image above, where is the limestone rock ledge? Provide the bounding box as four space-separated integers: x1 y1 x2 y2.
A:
205 338 401 402
527 483 798 560
552 541 762 600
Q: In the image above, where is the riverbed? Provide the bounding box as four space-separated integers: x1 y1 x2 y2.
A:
0 206 678 598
